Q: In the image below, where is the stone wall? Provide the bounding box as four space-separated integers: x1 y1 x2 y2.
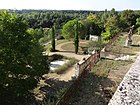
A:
108 55 140 105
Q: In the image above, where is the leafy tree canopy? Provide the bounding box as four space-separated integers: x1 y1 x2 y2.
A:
62 19 85 40
0 10 49 102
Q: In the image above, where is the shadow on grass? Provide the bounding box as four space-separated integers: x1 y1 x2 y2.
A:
57 50 75 53
39 78 73 104
0 92 37 105
0 78 73 105
131 44 140 47
67 72 116 105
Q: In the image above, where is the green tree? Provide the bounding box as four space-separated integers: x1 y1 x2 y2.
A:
101 15 120 44
136 17 140 34
62 19 84 40
136 17 140 26
74 20 79 54
120 10 137 30
0 10 49 104
104 16 120 36
51 26 56 51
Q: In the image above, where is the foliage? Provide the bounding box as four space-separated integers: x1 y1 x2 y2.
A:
136 17 140 26
74 20 79 54
137 27 140 35
62 19 85 40
101 31 111 44
82 14 102 38
19 10 90 29
81 18 102 38
39 28 50 43
50 26 55 52
119 9 137 30
136 18 140 34
102 9 120 43
0 10 49 102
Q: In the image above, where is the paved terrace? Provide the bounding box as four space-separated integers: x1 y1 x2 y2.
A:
109 55 140 105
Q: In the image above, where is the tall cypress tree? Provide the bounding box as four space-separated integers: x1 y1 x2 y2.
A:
51 26 55 51
74 20 79 54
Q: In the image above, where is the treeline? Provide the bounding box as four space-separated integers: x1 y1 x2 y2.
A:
11 9 140 44
5 9 139 45
16 10 94 29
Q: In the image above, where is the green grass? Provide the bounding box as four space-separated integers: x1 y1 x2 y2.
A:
61 40 90 52
44 39 68 51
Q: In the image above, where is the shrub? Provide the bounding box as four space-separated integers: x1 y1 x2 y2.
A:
137 27 140 35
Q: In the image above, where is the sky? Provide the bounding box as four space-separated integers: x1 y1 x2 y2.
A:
0 0 139 11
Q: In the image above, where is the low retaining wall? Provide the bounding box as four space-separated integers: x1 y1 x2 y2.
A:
108 55 140 105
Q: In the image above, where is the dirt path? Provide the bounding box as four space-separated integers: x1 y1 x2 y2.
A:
46 66 75 82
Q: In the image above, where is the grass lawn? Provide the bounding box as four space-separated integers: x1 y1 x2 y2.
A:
61 40 90 52
67 59 132 105
106 33 140 55
44 39 90 53
44 39 68 51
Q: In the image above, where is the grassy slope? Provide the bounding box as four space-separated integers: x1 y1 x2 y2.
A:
106 33 140 55
67 59 132 105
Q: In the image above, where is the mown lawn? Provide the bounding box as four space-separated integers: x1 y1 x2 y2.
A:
44 39 68 51
61 41 90 52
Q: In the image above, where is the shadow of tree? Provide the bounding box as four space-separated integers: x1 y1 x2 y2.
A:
0 92 38 105
0 77 73 105
131 44 140 47
39 78 73 104
67 72 116 105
